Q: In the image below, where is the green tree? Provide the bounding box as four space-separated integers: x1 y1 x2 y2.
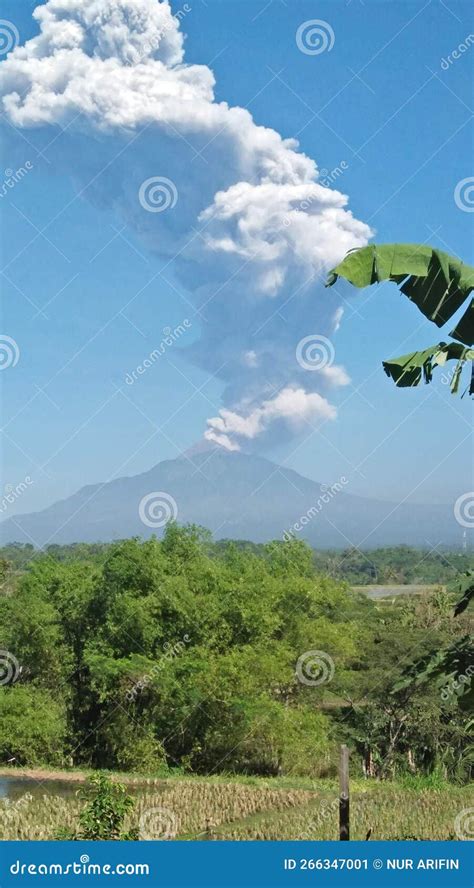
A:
2 523 471 779
0 686 66 766
344 589 472 780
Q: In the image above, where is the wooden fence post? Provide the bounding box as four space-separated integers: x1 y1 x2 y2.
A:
339 744 350 841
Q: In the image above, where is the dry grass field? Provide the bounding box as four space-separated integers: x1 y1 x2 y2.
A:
0 776 471 841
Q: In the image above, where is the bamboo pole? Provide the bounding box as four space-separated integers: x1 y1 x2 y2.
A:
339 744 350 840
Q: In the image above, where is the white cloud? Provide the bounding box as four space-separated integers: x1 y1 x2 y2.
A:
199 181 369 298
319 364 351 386
243 350 259 368
0 0 372 450
205 385 336 451
333 306 344 331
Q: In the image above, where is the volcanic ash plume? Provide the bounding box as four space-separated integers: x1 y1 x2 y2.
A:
0 0 372 450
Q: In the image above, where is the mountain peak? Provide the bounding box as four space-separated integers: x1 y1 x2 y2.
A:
0 451 463 549
183 439 220 459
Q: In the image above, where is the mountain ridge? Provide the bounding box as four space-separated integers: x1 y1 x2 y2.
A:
0 449 466 548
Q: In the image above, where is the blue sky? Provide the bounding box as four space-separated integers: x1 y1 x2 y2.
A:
1 0 473 524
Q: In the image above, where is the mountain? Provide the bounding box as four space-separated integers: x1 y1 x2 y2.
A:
0 449 465 548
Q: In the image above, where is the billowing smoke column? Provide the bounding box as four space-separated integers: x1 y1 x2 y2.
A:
0 0 372 451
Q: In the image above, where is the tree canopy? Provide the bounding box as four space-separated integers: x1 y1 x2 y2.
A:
0 525 471 780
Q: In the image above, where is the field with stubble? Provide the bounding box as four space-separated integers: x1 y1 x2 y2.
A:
0 774 471 841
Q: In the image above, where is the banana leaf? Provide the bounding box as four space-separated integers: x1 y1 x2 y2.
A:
451 297 474 345
326 244 474 345
394 636 474 712
452 570 474 616
382 341 474 393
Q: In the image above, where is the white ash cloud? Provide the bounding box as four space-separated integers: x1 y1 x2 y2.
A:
0 0 372 451
205 385 337 451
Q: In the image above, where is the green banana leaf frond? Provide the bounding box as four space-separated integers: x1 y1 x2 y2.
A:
452 570 474 616
326 244 474 346
394 636 474 712
382 342 474 394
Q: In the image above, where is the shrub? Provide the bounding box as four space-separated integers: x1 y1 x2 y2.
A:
60 772 136 840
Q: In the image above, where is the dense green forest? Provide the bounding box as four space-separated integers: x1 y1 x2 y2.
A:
0 525 472 781
1 538 472 585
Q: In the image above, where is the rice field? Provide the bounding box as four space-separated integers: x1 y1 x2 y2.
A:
0 777 471 841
